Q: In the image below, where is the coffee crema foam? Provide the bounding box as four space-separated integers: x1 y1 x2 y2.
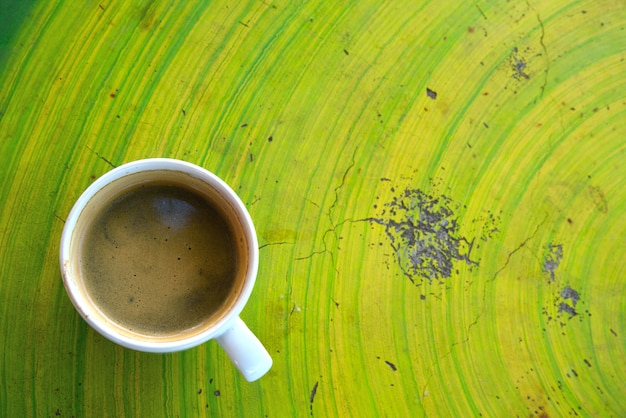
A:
80 183 238 336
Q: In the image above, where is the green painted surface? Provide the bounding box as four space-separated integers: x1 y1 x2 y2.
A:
1 1 625 416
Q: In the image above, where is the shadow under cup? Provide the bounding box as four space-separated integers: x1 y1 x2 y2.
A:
61 166 255 351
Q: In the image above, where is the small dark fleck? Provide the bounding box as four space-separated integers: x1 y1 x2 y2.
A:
567 218 573 224
214 390 220 396
241 123 248 128
420 294 426 300
110 93 116 98
584 359 591 367
426 88 437 99
198 389 202 394
55 410 61 416
483 122 489 128
571 369 578 377
129 296 134 303
250 153 254 162
99 4 104 10
209 378 214 384
182 109 186 116
385 360 397 371
344 49 349 55
610 328 617 337
309 381 319 415
268 136 273 142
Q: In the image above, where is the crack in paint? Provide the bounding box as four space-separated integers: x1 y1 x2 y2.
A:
295 147 360 266
421 215 547 397
468 214 548 332
526 0 550 98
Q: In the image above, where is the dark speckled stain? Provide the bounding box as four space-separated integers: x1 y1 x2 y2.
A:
135 0 158 31
587 185 608 213
371 189 476 283
370 187 499 287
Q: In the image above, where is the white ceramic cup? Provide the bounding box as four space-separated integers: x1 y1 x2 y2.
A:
60 158 272 382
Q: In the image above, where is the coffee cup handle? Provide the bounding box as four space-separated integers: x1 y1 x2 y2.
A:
216 317 272 382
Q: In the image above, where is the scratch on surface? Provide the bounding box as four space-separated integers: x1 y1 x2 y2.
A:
476 4 488 20
85 145 117 168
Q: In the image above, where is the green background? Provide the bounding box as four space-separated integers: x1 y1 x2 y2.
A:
1 0 625 416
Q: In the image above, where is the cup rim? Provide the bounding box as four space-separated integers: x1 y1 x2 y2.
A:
59 158 259 352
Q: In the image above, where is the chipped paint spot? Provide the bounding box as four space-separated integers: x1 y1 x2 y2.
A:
511 47 530 80
371 188 498 285
543 243 563 282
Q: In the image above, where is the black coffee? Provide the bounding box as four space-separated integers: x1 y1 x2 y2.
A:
80 183 238 335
